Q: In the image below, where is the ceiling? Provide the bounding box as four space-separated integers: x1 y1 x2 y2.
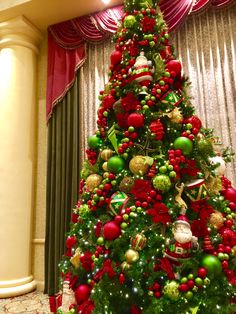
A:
0 0 123 32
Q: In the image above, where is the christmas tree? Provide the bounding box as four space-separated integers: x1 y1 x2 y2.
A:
58 0 236 313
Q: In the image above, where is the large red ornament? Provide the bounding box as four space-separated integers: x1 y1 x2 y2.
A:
66 235 77 248
184 116 202 132
127 113 144 128
167 60 182 75
103 221 121 240
110 50 122 66
74 284 91 304
222 187 236 203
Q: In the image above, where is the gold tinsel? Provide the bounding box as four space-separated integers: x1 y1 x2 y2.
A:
205 176 222 195
209 211 224 229
70 248 81 269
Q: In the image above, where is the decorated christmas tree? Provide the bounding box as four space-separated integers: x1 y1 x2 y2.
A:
57 0 236 313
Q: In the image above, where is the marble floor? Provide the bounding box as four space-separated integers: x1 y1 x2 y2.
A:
0 291 50 314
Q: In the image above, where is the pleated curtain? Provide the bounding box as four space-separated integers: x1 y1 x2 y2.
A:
80 5 236 185
45 75 81 295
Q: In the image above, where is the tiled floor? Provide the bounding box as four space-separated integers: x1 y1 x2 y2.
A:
0 291 50 314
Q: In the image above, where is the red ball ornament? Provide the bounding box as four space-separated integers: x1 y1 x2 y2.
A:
198 267 207 279
222 187 236 203
66 235 76 248
167 60 182 75
74 284 91 304
178 283 189 292
127 113 144 128
110 50 122 66
184 116 202 130
187 280 195 289
103 221 121 240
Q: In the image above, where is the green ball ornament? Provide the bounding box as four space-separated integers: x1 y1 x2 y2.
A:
197 138 213 156
173 137 193 155
124 15 136 28
152 174 172 192
107 156 125 174
88 135 101 149
201 254 222 277
163 281 180 301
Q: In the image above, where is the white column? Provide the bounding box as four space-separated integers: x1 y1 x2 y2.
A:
0 16 42 298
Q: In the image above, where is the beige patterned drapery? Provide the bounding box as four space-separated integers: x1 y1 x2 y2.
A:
79 5 236 184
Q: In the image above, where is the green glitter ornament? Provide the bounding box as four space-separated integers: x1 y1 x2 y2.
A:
152 174 172 192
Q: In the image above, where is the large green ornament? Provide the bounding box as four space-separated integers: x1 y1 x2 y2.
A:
109 191 129 215
88 135 101 149
173 137 193 155
201 254 222 277
124 15 136 29
107 156 125 174
163 281 180 301
152 174 171 192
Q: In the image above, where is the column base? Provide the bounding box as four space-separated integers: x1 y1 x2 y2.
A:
0 275 37 298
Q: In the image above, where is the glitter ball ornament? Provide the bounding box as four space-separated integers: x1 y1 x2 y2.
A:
124 15 136 28
152 174 172 192
107 155 125 174
101 149 113 161
149 119 165 140
109 191 129 215
131 233 147 251
129 155 150 175
163 281 180 301
127 113 144 128
125 249 139 263
197 138 213 156
86 174 103 191
209 156 226 176
209 211 224 229
119 176 134 193
167 60 182 75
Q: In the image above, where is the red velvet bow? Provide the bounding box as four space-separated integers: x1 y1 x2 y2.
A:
94 259 116 282
146 202 171 224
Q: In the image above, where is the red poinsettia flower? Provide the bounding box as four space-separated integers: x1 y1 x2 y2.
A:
130 179 152 201
159 257 175 280
116 112 129 128
77 299 95 314
80 252 94 272
181 159 200 177
191 199 208 213
146 202 171 224
191 219 209 238
121 92 140 112
142 16 156 33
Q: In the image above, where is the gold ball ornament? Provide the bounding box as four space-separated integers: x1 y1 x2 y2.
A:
125 249 139 264
119 176 135 193
129 155 149 175
102 162 108 171
101 149 113 161
209 211 224 229
85 174 102 191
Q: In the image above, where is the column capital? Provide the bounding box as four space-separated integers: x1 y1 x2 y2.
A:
0 15 42 53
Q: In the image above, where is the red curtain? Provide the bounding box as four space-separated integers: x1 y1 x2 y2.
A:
46 0 234 121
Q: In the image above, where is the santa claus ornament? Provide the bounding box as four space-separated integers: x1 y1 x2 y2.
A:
165 215 199 261
129 52 154 86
